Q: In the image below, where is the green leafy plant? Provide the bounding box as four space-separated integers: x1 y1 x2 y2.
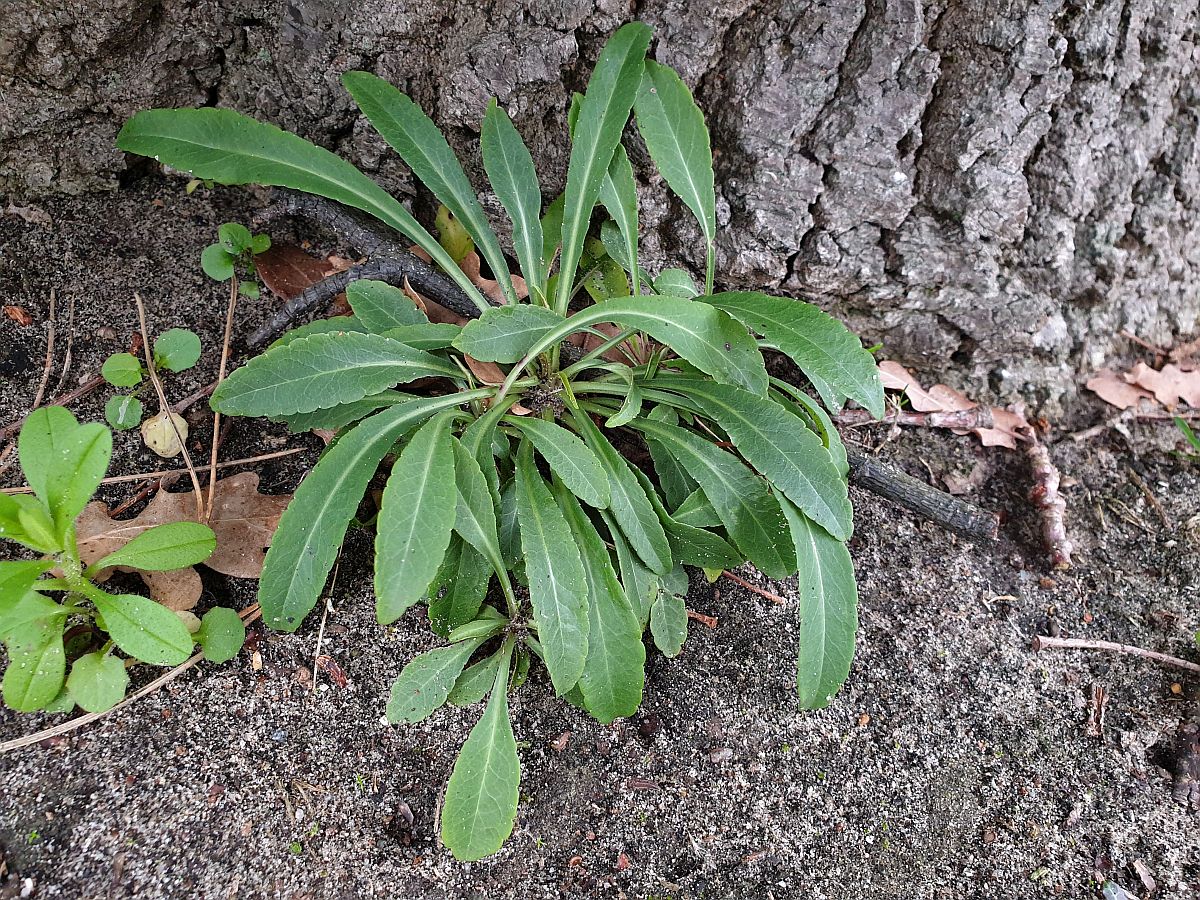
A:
116 21 883 859
0 407 245 713
101 327 202 431
200 221 271 299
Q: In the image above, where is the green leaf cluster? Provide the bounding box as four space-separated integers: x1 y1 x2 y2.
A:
101 327 202 430
0 408 244 714
116 21 883 861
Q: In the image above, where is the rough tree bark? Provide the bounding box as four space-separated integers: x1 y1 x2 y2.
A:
2 1 1197 396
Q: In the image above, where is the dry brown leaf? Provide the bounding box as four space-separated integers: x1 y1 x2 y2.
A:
877 360 1031 449
464 355 505 385
74 473 291 610
3 305 33 327
1085 369 1153 410
460 250 528 303
257 244 356 315
1125 361 1200 409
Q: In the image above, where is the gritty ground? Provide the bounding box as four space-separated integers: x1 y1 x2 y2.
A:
0 180 1197 900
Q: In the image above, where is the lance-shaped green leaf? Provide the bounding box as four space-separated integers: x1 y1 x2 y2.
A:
260 392 487 631
555 22 651 313
89 590 193 666
428 539 492 637
498 477 520 567
554 481 645 722
507 296 767 395
67 651 129 712
93 521 216 573
212 332 457 417
703 292 884 417
571 410 670 573
343 71 515 305
514 443 588 695
653 268 700 298
19 407 112 535
448 650 502 707
654 376 853 540
387 635 488 723
672 488 722 528
602 510 659 627
273 390 412 433
649 589 687 657
453 305 566 363
510 416 609 509
630 417 792 579
2 616 66 712
450 439 504 571
346 279 427 332
597 364 643 428
0 494 54 553
782 500 858 709
642 408 696 509
0 561 53 608
598 144 640 296
634 59 716 289
375 414 458 624
116 107 488 313
482 99 545 301
630 466 742 570
771 381 849 477
269 316 366 349
0 590 61 641
442 640 520 860
379 323 462 350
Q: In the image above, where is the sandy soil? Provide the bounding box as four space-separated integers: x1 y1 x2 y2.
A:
0 179 1197 899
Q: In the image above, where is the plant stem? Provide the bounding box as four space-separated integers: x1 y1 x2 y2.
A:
704 242 715 296
559 328 641 377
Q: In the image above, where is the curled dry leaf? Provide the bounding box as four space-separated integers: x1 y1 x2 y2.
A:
75 472 291 610
877 361 1032 449
460 250 528 303
141 410 189 458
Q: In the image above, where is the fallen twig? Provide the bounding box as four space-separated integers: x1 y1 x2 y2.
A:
845 444 999 540
30 287 56 411
721 571 787 605
0 447 307 494
686 609 717 629
1031 634 1200 674
1027 440 1073 569
0 605 262 753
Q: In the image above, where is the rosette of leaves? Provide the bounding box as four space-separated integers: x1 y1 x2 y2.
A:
0 408 245 714
116 21 883 860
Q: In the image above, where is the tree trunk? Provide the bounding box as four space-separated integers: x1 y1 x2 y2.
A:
2 0 1196 395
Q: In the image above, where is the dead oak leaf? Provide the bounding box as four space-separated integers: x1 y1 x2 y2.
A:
1085 369 1152 410
74 473 291 610
1125 361 1200 409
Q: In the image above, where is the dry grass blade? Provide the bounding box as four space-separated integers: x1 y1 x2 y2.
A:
206 278 240 523
0 447 307 495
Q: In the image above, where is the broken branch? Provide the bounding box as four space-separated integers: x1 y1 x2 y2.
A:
1032 634 1200 675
